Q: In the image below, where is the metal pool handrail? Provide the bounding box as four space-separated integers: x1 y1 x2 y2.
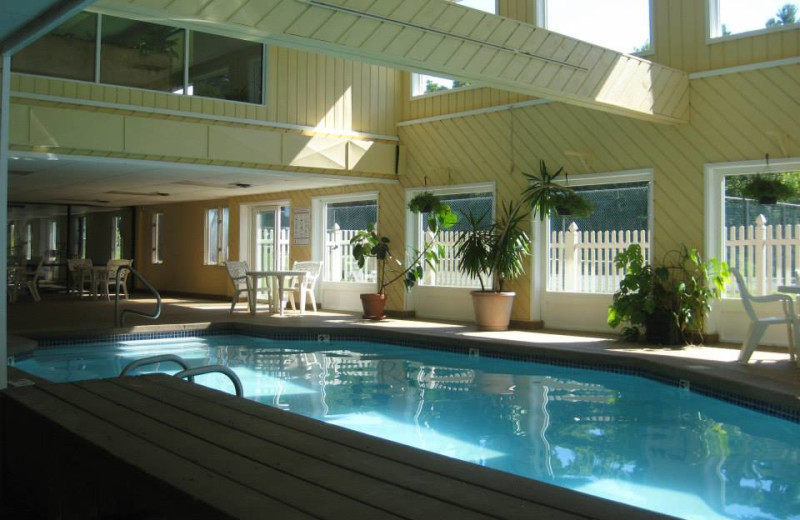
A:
120 354 193 381
115 266 162 327
174 366 244 397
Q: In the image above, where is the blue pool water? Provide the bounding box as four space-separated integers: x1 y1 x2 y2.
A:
14 334 800 520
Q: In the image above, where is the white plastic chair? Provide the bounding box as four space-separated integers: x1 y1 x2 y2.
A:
287 261 322 312
67 258 93 295
22 257 45 303
225 261 253 313
731 268 798 364
96 259 133 300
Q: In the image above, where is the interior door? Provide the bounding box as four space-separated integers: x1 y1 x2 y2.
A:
251 205 290 298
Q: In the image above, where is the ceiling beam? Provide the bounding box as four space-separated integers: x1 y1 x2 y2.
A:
95 0 689 124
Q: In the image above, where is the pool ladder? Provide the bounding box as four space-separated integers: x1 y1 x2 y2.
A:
120 354 244 397
114 266 162 327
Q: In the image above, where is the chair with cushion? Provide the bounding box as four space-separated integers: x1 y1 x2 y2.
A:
225 261 253 313
96 259 133 300
286 261 322 312
731 268 798 364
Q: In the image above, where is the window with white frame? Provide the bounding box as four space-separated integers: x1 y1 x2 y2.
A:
721 168 800 296
205 207 230 265
538 0 652 54
112 216 123 260
408 185 495 288
709 1 798 39
410 0 496 97
320 196 379 283
152 212 164 264
48 220 58 255
546 171 652 294
25 224 32 260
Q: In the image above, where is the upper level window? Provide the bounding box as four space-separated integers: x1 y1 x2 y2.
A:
13 12 265 105
540 0 652 54
189 32 263 104
12 12 97 82
710 1 799 39
101 16 185 93
410 0 496 98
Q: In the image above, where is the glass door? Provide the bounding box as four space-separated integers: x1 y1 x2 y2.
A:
251 205 290 298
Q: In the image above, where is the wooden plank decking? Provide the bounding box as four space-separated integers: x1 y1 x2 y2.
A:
1 375 676 520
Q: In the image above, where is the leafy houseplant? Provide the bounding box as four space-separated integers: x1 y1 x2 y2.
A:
454 201 531 330
550 191 595 217
350 192 457 320
521 160 573 220
607 244 730 345
740 174 797 205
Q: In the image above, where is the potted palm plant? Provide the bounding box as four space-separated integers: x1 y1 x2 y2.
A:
520 160 573 220
454 201 531 330
351 192 457 320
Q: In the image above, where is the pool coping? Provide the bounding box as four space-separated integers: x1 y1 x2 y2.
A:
11 320 800 423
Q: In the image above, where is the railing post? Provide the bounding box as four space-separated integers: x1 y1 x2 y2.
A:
564 222 580 292
755 214 768 295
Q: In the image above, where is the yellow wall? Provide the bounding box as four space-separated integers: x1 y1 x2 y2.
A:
136 183 407 310
399 63 800 321
651 0 800 73
402 0 800 121
11 45 402 137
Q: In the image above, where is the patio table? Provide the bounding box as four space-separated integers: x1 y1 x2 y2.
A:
77 265 110 298
245 270 307 316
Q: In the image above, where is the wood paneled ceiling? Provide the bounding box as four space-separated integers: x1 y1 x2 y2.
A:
94 0 689 124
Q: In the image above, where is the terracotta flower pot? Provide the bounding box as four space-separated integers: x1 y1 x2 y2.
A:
360 293 386 320
470 291 515 331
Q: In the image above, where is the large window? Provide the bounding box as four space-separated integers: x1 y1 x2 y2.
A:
722 170 800 296
100 16 185 93
709 1 799 39
408 186 494 288
152 213 164 264
410 0 496 98
189 32 263 103
547 172 652 294
321 197 378 283
13 13 265 105
205 207 230 265
11 12 97 81
539 0 652 54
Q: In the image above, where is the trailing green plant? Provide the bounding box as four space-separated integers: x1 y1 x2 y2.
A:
607 244 730 343
551 191 595 217
521 160 573 221
740 174 797 204
454 200 531 292
350 192 457 295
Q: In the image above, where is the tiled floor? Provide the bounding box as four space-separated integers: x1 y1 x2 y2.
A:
8 293 800 410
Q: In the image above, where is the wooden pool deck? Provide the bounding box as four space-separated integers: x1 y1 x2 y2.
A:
2 374 675 520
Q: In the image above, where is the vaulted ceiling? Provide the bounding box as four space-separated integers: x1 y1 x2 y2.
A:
95 0 689 124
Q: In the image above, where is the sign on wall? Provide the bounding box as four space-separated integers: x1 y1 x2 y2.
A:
293 208 310 245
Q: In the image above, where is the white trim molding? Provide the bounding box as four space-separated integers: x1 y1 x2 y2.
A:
398 99 551 127
689 56 800 80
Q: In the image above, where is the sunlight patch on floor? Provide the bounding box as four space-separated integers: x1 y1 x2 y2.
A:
462 330 613 344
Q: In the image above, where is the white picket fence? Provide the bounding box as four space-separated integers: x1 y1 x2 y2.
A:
548 223 651 293
725 214 800 296
323 226 479 287
257 227 290 274
324 226 376 283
